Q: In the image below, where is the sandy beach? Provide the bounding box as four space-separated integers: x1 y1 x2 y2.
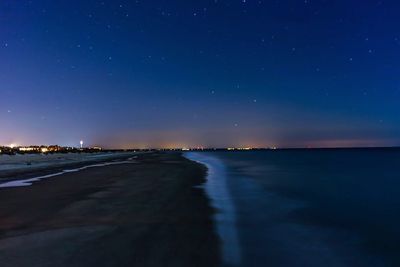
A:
0 152 220 267
0 152 140 181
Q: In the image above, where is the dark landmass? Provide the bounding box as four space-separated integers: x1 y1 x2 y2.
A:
0 152 220 267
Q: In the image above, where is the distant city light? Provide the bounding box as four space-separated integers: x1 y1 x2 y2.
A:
80 140 84 149
19 147 35 152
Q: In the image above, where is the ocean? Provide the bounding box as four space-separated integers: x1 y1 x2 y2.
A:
185 149 400 267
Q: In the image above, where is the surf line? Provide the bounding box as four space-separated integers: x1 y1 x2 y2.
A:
185 152 242 266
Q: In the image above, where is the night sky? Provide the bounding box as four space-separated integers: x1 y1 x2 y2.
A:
1 0 400 148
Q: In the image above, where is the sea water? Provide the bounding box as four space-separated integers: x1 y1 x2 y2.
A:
186 149 400 267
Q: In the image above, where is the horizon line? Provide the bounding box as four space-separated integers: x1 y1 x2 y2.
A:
1 145 400 151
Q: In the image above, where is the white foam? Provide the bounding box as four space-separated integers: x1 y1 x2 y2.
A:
185 152 242 266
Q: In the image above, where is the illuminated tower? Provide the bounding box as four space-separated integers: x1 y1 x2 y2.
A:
80 140 83 149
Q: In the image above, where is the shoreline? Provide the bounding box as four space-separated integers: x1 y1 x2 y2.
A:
184 152 241 266
0 152 220 266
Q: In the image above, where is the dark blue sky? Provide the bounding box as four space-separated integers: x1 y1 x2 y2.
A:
1 0 399 148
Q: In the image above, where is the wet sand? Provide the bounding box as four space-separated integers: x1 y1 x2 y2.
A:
0 152 220 267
